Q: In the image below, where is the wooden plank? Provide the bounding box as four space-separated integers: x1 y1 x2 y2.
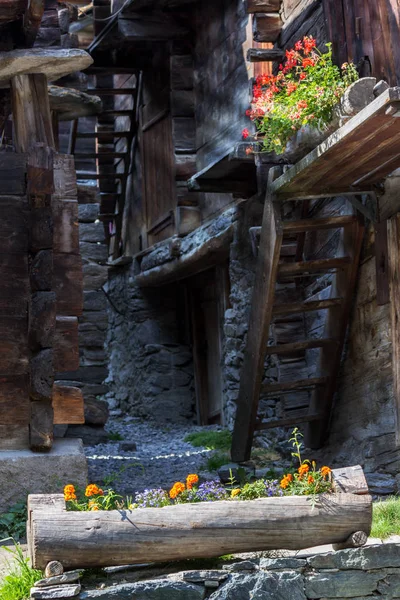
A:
375 220 390 305
272 88 400 198
53 253 83 316
247 0 281 12
53 384 84 425
0 319 29 375
333 465 369 495
0 425 29 451
0 254 29 317
282 215 357 233
272 298 343 315
30 400 53 452
53 154 77 199
23 0 45 46
11 74 55 153
30 249 53 291
253 13 283 42
278 257 351 276
261 377 329 395
265 338 337 355
256 413 322 430
388 213 400 445
54 316 79 373
27 144 54 196
0 196 29 254
247 48 285 62
118 14 188 41
52 199 79 255
31 209 53 253
0 153 27 195
30 349 54 402
231 168 283 463
0 0 28 24
29 292 56 350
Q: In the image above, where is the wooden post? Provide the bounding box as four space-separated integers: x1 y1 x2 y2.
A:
231 167 283 462
388 213 400 446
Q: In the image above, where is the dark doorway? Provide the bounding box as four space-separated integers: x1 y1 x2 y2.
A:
187 265 230 425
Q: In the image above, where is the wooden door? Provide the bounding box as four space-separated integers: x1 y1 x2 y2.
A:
188 267 229 425
323 0 400 85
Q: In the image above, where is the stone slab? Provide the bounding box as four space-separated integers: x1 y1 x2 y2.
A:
30 583 81 598
0 439 87 512
49 85 102 121
0 49 93 87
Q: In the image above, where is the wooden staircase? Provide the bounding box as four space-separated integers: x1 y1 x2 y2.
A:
68 67 141 263
231 167 365 461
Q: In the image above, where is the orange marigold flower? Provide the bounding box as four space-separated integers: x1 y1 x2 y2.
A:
307 475 315 484
298 463 310 476
280 474 293 489
186 474 199 490
321 466 332 478
64 484 77 502
286 473 293 482
231 488 241 498
169 482 186 499
85 484 103 497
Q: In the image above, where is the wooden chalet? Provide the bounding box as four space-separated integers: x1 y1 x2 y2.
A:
1 0 400 481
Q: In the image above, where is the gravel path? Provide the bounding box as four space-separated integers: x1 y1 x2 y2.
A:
84 416 221 497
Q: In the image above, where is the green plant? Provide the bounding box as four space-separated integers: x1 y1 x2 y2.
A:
108 431 124 441
205 452 230 472
0 502 27 542
185 430 232 451
0 540 42 600
371 496 400 539
244 37 358 154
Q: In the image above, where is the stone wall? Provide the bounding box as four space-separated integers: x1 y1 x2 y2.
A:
80 544 400 599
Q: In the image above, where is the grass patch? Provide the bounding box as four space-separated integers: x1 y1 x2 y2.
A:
108 431 124 441
0 541 42 600
185 430 232 452
0 502 27 541
204 452 231 472
371 496 400 539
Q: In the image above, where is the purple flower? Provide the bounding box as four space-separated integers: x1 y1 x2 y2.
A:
134 488 170 508
195 480 228 502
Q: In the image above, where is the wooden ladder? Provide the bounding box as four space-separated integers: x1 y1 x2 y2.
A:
231 167 365 462
68 68 141 262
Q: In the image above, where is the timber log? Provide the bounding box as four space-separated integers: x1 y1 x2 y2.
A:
28 465 372 569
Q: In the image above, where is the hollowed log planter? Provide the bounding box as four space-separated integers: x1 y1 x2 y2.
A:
28 465 372 570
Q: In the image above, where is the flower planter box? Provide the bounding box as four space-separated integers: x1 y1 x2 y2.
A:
27 465 372 570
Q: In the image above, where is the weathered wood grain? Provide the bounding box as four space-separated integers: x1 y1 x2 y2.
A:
53 155 77 199
53 384 84 425
23 0 45 46
253 13 283 42
11 74 55 153
30 399 53 452
54 316 79 372
0 254 29 317
30 250 53 291
30 349 54 402
0 376 30 450
0 153 27 195
53 254 83 316
247 0 281 12
29 485 372 569
29 292 56 350
0 196 29 254
52 199 79 255
27 145 54 196
30 208 53 253
232 168 283 462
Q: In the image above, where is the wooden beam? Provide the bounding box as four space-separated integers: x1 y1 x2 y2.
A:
54 316 79 373
23 0 45 47
272 298 343 316
252 13 283 43
11 74 55 153
118 14 189 41
375 220 390 305
388 213 400 446
247 48 285 62
261 377 329 395
53 384 84 425
231 167 283 463
247 0 281 12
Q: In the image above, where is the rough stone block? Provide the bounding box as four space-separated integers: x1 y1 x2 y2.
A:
84 398 109 426
305 571 380 599
209 572 306 600
80 242 108 264
78 204 100 223
79 579 205 599
259 557 307 571
308 544 400 571
366 472 396 495
30 583 81 598
66 425 109 445
83 291 107 311
0 439 87 512
79 222 106 243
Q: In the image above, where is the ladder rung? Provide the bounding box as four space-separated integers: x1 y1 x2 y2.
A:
74 152 127 159
86 88 136 95
261 377 328 395
255 412 322 430
272 298 343 316
76 172 127 180
76 132 131 139
265 338 337 355
100 110 133 116
282 215 357 234
278 257 351 276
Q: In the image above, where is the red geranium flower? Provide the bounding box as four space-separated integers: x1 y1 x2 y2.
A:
242 128 250 139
